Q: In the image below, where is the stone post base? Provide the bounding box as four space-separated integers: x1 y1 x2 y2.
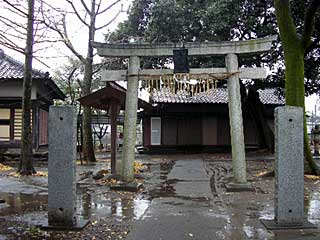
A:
260 219 316 230
40 217 90 231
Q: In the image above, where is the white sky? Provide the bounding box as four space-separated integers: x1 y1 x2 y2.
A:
0 0 318 112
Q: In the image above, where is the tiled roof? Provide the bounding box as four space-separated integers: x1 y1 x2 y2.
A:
152 88 228 104
0 49 46 79
152 87 284 105
0 48 65 99
257 88 284 105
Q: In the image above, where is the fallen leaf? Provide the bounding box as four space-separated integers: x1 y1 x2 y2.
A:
305 174 320 180
0 163 12 171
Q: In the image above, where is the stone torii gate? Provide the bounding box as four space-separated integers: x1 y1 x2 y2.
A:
93 36 276 185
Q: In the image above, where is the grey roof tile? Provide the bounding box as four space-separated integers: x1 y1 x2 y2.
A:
152 87 284 105
152 88 228 104
0 48 66 99
0 49 45 79
257 88 284 105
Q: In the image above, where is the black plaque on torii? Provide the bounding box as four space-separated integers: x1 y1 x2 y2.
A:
173 49 189 73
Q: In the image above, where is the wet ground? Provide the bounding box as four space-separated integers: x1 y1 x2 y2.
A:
0 153 320 239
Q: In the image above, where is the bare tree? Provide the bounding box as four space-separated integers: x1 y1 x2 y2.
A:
41 0 122 162
0 0 62 67
18 0 36 175
0 0 62 174
0 0 59 174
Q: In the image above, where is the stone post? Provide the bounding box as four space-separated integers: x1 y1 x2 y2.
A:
275 106 304 225
122 56 140 182
225 53 247 185
261 106 315 229
48 106 76 226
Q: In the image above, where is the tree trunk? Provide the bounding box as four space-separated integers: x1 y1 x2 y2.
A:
18 0 36 175
81 1 97 163
81 60 95 164
82 62 95 162
82 106 95 162
274 0 319 174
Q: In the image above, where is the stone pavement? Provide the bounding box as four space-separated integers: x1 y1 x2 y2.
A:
126 157 228 240
126 155 320 240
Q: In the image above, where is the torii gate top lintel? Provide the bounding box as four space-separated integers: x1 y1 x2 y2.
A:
93 35 276 57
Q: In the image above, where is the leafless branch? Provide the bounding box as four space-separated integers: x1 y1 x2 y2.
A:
2 0 28 17
80 0 91 14
61 15 86 63
0 36 25 54
65 0 90 27
96 10 121 30
33 56 51 68
0 31 26 42
3 4 27 19
97 0 121 16
96 0 103 15
0 15 26 31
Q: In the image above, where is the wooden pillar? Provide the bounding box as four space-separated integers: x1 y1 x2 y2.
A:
110 101 118 175
122 56 140 182
226 53 247 185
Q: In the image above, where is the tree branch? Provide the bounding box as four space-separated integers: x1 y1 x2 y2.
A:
273 0 300 51
0 15 27 31
33 56 51 69
302 0 320 50
80 0 91 14
41 12 86 64
95 0 103 15
96 0 121 16
61 16 86 63
1 31 26 42
2 0 28 17
66 0 90 27
0 35 25 54
305 37 320 55
96 11 121 30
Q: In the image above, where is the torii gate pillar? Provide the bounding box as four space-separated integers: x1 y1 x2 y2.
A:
122 56 140 182
226 53 247 186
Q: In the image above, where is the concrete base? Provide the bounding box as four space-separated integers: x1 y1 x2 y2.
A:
226 182 255 192
110 182 143 192
40 218 90 231
260 219 317 230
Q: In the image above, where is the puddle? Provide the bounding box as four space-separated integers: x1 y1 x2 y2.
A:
77 190 151 221
307 192 320 223
0 235 7 240
0 188 151 224
0 158 156 226
0 192 47 215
